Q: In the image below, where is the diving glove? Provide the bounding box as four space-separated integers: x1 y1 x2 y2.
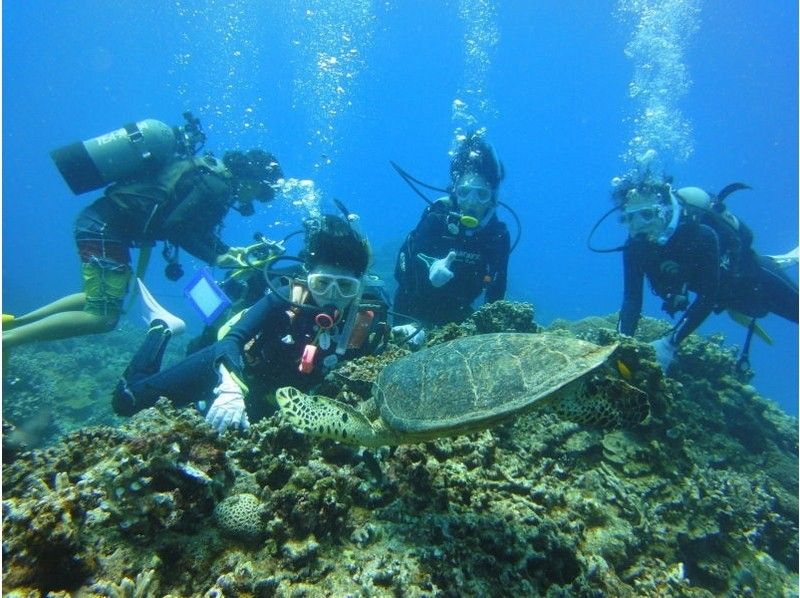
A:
206 364 250 432
650 336 678 374
429 251 456 288
391 324 426 349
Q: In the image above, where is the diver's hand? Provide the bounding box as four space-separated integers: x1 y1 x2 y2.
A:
391 324 426 349
206 364 250 432
215 247 247 268
429 251 456 287
650 336 678 374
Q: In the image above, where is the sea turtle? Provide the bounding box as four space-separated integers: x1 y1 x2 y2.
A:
276 332 649 447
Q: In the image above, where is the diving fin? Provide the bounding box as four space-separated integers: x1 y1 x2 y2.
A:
726 310 772 345
767 245 799 269
125 243 154 312
2 314 15 329
137 278 185 335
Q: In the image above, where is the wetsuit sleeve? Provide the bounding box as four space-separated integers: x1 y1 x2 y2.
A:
617 245 645 336
214 293 281 376
669 225 720 344
162 171 231 263
485 226 510 303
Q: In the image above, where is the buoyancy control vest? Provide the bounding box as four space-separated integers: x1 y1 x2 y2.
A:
674 185 755 274
216 278 390 372
103 154 232 239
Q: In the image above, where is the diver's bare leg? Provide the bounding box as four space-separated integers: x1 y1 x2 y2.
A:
2 310 118 348
8 293 88 326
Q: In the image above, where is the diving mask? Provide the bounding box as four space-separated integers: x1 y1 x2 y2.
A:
455 183 492 205
454 174 494 229
307 272 361 299
622 205 660 226
621 187 677 243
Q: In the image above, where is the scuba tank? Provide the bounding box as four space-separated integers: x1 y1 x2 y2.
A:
674 185 746 232
50 112 206 195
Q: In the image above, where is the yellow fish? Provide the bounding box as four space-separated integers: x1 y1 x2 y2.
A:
616 359 632 380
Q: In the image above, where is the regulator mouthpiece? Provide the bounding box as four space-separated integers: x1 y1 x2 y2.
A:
460 214 479 229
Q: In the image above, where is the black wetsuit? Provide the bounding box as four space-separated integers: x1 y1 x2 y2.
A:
113 290 388 422
618 209 798 343
394 200 510 327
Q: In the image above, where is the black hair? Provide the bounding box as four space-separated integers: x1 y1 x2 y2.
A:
222 149 284 202
612 170 673 207
449 132 505 190
301 214 371 276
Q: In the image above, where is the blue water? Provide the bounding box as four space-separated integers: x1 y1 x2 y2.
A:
3 1 797 414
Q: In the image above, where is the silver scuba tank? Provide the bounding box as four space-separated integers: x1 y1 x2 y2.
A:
51 119 177 195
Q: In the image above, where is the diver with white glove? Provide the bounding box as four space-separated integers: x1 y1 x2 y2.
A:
428 251 457 288
393 133 512 328
205 364 250 432
112 214 389 433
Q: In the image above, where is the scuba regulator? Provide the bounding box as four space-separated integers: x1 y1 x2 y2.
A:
50 111 207 195
389 160 521 251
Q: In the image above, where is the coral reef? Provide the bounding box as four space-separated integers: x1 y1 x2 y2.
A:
214 493 266 544
2 323 189 454
2 303 797 596
425 299 538 347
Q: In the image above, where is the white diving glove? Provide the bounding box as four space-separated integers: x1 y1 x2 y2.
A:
206 364 250 432
391 324 426 349
650 336 678 374
429 251 456 288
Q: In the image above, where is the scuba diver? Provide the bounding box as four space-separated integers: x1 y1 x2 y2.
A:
3 113 283 349
113 213 390 432
392 132 516 333
604 170 798 373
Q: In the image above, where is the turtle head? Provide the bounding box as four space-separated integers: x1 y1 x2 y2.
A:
276 386 389 447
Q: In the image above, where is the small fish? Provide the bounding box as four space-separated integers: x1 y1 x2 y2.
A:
616 359 633 381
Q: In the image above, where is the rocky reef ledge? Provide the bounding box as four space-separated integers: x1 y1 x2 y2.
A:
3 302 797 597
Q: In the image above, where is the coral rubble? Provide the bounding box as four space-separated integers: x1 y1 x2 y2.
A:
2 303 797 596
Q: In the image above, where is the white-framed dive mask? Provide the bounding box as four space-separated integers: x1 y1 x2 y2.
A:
454 173 495 224
307 267 362 311
621 188 676 244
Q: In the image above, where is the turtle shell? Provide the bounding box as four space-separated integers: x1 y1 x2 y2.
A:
374 332 616 434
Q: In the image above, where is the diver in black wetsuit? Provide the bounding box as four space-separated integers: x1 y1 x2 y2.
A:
393 133 511 330
614 174 798 372
113 214 389 432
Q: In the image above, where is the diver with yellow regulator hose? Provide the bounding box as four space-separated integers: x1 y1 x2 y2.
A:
391 131 520 333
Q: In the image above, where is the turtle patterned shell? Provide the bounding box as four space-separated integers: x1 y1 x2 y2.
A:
375 332 616 434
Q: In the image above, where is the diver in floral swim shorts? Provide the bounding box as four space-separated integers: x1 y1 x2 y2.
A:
3 149 282 348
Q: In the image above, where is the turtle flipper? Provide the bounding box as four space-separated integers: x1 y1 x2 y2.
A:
276 387 384 446
555 376 649 428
